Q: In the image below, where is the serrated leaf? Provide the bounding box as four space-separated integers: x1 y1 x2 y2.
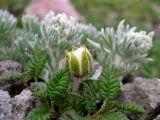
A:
86 80 99 98
100 112 129 120
0 71 22 81
65 92 82 111
32 82 47 100
60 109 90 120
46 70 69 100
25 106 51 120
116 103 145 113
81 85 97 113
98 68 120 100
24 51 48 78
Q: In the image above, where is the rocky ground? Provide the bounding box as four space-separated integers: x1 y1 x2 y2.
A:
0 60 160 120
119 77 160 120
0 60 35 120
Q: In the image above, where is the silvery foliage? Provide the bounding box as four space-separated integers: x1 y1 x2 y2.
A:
22 14 40 34
87 20 154 74
13 12 84 80
0 10 154 79
0 10 17 33
0 10 17 46
0 10 19 61
38 12 83 80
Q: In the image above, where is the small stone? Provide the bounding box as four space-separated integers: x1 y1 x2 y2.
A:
0 60 23 96
0 90 12 120
11 89 34 120
0 60 22 75
154 115 160 120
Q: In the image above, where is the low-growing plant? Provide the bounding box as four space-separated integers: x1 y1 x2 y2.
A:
0 10 154 120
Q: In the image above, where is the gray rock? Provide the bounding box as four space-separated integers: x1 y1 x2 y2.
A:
119 77 160 120
0 89 34 120
11 89 34 120
0 60 22 75
154 115 160 120
0 90 12 120
0 60 23 96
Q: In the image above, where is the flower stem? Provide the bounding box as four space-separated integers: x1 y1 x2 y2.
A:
91 100 107 119
72 77 81 92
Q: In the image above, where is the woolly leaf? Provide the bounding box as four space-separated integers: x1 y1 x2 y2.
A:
0 10 17 46
26 106 51 120
24 51 48 78
22 14 40 34
32 82 47 100
100 112 129 120
0 47 24 62
46 70 69 100
116 103 145 113
98 68 120 100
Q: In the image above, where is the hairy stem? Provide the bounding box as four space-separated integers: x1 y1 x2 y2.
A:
72 77 81 92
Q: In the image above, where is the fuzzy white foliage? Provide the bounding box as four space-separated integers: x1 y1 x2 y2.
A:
22 14 40 33
0 10 154 79
0 10 17 31
14 12 83 80
88 20 154 74
0 10 17 47
39 12 83 80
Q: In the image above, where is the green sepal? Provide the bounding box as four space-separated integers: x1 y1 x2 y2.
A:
81 48 91 76
70 52 81 76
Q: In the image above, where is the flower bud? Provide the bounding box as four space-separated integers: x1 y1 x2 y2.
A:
65 46 91 77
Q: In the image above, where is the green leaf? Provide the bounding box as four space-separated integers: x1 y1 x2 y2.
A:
98 68 120 100
32 82 47 100
116 103 145 113
0 71 22 81
65 92 82 111
100 112 129 120
24 51 48 78
81 84 96 113
60 109 90 120
86 80 99 98
46 70 69 100
26 106 51 120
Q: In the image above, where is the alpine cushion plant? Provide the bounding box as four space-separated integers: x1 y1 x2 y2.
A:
0 10 154 120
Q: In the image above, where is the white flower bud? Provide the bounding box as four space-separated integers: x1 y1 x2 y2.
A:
65 46 91 77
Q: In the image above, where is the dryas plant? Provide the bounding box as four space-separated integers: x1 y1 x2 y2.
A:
0 10 154 120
